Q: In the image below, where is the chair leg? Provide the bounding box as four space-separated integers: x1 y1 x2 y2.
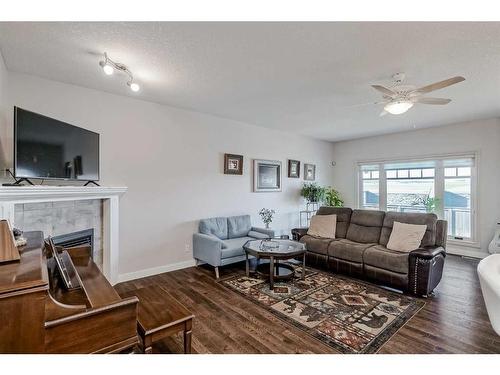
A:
215 266 220 279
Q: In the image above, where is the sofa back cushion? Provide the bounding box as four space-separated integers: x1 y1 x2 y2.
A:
199 217 228 240
227 215 252 238
346 209 385 243
379 211 437 247
316 207 352 238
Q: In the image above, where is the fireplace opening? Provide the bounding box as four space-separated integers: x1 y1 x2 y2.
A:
52 229 95 259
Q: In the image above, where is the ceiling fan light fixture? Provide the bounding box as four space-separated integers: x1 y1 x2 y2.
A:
384 100 414 115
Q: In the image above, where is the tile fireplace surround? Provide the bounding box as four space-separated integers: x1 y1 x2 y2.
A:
0 186 127 285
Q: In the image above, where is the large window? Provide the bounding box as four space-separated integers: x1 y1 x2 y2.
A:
358 155 476 243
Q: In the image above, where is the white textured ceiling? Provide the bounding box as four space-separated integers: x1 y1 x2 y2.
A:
1 22 500 141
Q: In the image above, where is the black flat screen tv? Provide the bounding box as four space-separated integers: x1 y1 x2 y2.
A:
14 107 100 182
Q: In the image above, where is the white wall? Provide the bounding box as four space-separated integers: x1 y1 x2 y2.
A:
0 51 8 168
2 71 335 280
330 118 500 257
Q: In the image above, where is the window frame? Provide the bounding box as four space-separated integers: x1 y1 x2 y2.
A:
356 152 478 246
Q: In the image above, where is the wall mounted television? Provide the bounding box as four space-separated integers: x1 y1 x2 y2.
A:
14 107 100 182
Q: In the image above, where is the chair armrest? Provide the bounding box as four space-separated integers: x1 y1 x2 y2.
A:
192 233 224 267
251 227 275 238
291 228 308 241
409 246 446 260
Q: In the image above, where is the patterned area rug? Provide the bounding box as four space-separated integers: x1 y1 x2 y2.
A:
221 265 425 353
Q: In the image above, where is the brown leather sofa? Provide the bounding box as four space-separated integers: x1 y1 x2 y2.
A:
292 207 447 297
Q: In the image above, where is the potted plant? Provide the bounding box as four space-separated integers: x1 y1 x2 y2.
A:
324 187 344 207
300 183 326 203
259 208 276 229
413 195 441 213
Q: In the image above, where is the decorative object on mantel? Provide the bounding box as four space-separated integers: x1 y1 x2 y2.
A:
224 153 244 175
259 208 276 229
253 159 282 192
0 219 20 263
304 163 316 181
287 160 300 178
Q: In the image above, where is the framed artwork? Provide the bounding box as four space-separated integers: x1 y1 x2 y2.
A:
304 163 316 181
253 159 282 192
288 159 300 178
224 153 243 175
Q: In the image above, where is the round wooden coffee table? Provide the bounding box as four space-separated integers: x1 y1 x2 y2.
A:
243 239 306 290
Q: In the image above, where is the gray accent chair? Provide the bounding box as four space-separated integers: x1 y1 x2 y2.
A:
193 214 274 278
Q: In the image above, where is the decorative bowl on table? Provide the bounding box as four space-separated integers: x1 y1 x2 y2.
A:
259 239 280 251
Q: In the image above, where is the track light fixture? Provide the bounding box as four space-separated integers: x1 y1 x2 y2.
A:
99 52 141 92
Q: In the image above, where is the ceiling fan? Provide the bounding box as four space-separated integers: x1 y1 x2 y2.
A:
370 73 465 116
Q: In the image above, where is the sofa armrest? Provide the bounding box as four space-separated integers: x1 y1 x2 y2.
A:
409 246 446 260
251 227 275 238
193 233 224 267
291 228 308 241
408 246 446 296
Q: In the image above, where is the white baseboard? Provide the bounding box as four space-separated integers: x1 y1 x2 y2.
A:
116 259 197 284
446 245 489 259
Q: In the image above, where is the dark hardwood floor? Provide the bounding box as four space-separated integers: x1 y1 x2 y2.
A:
115 255 500 354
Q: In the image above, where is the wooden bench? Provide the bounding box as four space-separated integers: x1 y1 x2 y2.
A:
121 286 194 354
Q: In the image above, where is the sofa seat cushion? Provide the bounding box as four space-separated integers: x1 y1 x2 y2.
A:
221 237 253 259
328 239 374 263
363 245 409 274
299 235 335 255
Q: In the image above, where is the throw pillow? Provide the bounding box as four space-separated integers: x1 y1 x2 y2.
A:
307 214 337 239
387 221 427 252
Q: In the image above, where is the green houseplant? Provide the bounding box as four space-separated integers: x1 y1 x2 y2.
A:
259 208 276 229
413 195 441 213
300 183 326 203
324 187 344 207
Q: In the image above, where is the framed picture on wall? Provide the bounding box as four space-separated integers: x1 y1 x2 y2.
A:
304 163 316 181
253 159 282 192
288 160 300 178
224 153 243 175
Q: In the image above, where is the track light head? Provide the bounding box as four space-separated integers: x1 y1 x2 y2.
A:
99 52 141 92
99 60 114 75
128 81 140 92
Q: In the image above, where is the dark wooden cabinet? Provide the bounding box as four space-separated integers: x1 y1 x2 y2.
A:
0 231 139 353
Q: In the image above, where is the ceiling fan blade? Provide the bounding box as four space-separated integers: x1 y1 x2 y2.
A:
412 76 465 94
371 85 397 97
413 97 451 105
379 110 388 117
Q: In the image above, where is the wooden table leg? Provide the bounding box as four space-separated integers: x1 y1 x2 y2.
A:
269 256 274 290
141 335 153 354
184 319 192 354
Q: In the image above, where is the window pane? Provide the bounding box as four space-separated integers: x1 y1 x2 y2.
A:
362 171 371 179
409 169 421 178
387 176 435 213
445 168 457 177
397 170 409 178
422 168 435 178
444 177 471 239
457 167 471 177
372 171 379 179
386 170 397 179
361 179 379 210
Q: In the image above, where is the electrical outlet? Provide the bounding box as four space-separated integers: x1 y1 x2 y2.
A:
185 243 191 253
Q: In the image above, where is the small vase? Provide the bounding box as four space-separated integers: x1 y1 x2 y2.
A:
265 223 270 229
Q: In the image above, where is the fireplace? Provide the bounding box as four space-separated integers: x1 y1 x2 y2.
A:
52 228 95 259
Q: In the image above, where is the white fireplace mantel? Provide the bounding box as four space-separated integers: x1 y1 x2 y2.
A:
0 186 127 285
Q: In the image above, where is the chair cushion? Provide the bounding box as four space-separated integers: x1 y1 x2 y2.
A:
221 237 253 258
227 215 252 238
315 207 352 238
199 217 228 240
307 214 337 238
328 239 374 263
346 209 385 243
386 221 427 252
363 245 409 274
300 235 334 256
379 211 437 247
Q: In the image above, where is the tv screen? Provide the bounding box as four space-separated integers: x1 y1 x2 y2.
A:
14 107 99 181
